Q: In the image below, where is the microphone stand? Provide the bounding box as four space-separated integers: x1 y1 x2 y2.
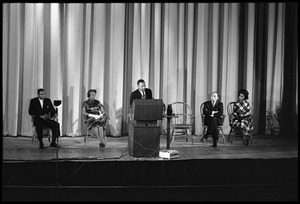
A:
53 100 61 200
55 106 59 200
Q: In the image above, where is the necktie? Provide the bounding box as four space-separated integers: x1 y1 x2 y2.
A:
142 91 145 99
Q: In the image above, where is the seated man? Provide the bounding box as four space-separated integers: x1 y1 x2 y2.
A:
29 88 60 149
200 91 224 147
82 89 108 148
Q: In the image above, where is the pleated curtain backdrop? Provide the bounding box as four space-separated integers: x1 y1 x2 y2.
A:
2 3 297 137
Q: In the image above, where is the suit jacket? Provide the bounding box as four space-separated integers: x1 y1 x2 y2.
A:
29 97 56 125
129 88 153 106
203 100 224 126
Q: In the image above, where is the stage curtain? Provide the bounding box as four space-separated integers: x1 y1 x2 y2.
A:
2 3 297 137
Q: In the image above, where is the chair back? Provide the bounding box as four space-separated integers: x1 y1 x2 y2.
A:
170 102 194 127
200 102 205 125
274 107 281 127
227 102 235 126
31 116 35 127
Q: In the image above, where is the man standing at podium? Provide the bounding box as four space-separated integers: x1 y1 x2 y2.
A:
129 79 153 108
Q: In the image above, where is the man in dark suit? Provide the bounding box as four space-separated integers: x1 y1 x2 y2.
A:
129 79 153 109
29 88 60 149
200 91 224 147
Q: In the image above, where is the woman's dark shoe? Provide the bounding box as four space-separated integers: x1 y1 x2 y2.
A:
99 143 105 148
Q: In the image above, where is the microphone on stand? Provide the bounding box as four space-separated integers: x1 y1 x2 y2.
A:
54 100 62 117
167 104 173 116
53 100 62 147
53 100 62 198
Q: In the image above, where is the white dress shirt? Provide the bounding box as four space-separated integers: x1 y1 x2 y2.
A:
140 90 146 98
39 98 44 109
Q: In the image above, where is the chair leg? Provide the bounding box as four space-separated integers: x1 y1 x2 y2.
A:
203 127 207 137
32 128 37 144
227 128 232 141
220 128 225 144
228 128 234 143
231 131 235 144
32 135 36 144
84 131 88 145
250 133 253 144
228 129 234 144
189 129 193 145
201 126 207 141
103 128 107 145
185 129 188 143
171 129 175 144
48 130 51 143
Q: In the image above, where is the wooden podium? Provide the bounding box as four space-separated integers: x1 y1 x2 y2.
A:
128 99 164 157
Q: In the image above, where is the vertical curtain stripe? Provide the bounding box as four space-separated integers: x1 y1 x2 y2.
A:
2 3 297 137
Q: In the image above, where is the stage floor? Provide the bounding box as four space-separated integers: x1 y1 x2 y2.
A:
3 134 298 162
2 134 298 201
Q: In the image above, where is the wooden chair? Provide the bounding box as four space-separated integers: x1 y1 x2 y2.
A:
31 116 52 144
84 116 108 145
170 102 195 144
200 102 226 144
272 108 281 135
266 107 281 135
227 102 253 144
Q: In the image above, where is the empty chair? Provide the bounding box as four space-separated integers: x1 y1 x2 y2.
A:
170 102 195 144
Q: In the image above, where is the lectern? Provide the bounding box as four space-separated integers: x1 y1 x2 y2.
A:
128 99 164 157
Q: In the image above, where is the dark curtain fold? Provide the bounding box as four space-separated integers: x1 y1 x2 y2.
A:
2 3 297 137
281 2 298 136
254 3 268 135
122 3 134 135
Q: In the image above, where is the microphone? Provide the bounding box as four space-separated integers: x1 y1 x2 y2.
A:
54 100 62 114
167 104 173 116
54 100 62 106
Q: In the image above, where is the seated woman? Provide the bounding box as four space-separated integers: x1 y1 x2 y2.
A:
82 89 108 148
231 89 253 145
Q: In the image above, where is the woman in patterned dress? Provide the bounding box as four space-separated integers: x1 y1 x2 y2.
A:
231 89 253 145
82 89 108 148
